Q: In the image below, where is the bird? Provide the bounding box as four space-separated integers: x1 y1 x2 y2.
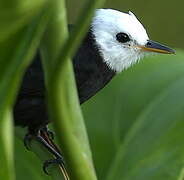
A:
14 8 174 177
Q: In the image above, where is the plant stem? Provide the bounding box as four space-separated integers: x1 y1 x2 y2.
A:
0 1 50 180
0 109 15 180
41 0 106 180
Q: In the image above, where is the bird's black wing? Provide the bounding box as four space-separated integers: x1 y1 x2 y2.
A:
14 25 74 129
14 54 47 130
73 30 115 103
17 54 45 98
14 27 115 129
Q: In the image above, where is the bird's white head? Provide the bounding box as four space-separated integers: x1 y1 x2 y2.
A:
91 9 174 73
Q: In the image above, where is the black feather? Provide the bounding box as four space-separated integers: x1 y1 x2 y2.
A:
14 28 115 131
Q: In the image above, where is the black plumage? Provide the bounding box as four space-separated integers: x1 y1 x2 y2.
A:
14 29 115 131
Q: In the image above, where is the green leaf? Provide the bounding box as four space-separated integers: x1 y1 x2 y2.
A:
0 2 51 179
0 0 47 42
41 0 106 179
0 109 14 180
83 50 184 180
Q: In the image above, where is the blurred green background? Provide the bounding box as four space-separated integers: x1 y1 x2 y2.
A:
12 0 184 180
66 0 184 48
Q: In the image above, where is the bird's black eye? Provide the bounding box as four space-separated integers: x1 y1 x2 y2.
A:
116 32 130 43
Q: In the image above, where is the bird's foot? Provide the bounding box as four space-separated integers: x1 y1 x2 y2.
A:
24 127 57 154
23 129 55 151
23 128 68 177
43 158 69 179
24 131 63 160
43 158 64 174
40 126 55 140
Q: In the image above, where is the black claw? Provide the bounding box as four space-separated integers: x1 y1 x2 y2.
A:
43 158 65 175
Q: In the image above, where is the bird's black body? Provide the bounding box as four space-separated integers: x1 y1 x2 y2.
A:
14 29 115 131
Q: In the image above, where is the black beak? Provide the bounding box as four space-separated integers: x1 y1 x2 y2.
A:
140 40 175 54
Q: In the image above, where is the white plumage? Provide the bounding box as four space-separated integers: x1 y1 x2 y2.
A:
92 9 150 72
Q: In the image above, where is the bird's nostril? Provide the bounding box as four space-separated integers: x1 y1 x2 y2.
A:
147 41 152 46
